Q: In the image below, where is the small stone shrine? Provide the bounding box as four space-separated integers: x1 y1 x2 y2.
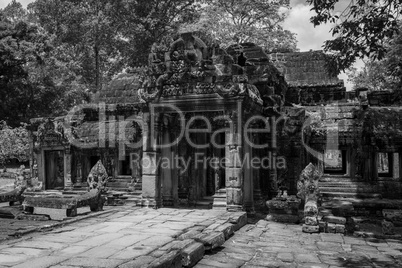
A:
266 190 301 223
22 161 108 220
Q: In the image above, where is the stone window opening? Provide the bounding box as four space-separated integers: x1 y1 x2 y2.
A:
323 149 346 174
377 152 393 177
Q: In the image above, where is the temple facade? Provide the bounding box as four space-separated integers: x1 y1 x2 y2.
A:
28 32 402 213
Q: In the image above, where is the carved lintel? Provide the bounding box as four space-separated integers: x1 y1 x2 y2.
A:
138 86 160 103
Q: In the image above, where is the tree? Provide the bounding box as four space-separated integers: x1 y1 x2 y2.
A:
307 0 402 74
29 0 200 91
2 0 27 24
348 60 396 91
0 11 49 125
28 0 128 93
0 3 89 126
348 24 402 91
0 121 29 168
112 0 201 66
185 0 297 52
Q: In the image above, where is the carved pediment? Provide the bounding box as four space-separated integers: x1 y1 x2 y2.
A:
34 118 69 148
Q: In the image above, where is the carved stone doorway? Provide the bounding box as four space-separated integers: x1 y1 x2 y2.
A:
45 150 64 190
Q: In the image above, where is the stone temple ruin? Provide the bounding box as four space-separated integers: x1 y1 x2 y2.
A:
10 32 402 231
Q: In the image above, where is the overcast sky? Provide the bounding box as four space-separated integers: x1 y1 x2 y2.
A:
0 0 358 90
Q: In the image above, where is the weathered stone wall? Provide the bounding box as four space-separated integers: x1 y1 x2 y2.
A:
96 71 143 104
378 179 402 199
269 51 346 105
269 51 343 88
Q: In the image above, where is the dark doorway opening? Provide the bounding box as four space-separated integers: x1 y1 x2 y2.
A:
45 150 64 190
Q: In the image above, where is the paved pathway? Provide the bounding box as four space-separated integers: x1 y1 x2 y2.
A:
0 206 107 241
0 207 246 267
1 207 402 267
196 219 402 268
0 216 58 241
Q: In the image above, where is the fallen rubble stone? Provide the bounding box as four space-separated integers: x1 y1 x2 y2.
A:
228 212 247 231
214 223 234 239
147 249 181 268
324 215 346 225
181 242 205 267
302 224 319 233
195 232 225 251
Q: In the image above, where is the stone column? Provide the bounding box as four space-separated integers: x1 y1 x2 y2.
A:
195 133 207 200
252 134 264 209
268 149 278 198
243 130 254 213
171 119 181 206
372 152 378 181
64 148 73 190
346 148 351 176
267 115 279 198
225 107 244 212
141 112 161 208
75 152 83 185
161 117 174 207
350 148 356 179
399 151 402 181
393 153 399 179
214 133 224 191
172 143 179 206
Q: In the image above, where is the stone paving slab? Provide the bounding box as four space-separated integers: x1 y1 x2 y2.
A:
0 207 247 268
3 207 402 267
194 219 402 268
0 206 117 242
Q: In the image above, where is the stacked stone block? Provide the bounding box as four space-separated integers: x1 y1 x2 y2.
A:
302 199 319 233
266 197 301 223
323 215 346 234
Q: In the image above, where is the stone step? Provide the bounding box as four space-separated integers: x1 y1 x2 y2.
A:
195 200 213 209
212 194 226 199
124 197 142 205
107 187 131 192
121 193 142 199
323 215 346 225
321 192 382 199
319 186 378 193
320 175 362 182
108 178 133 182
116 175 132 180
62 190 88 195
319 181 375 187
107 182 132 187
319 179 365 184
212 200 227 209
215 188 227 194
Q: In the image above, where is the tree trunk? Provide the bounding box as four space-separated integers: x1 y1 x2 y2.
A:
95 44 99 93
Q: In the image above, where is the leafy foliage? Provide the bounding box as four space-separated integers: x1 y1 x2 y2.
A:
0 3 89 126
112 0 200 66
348 24 402 91
28 0 127 92
185 0 296 52
29 0 200 91
1 0 297 127
348 60 398 92
307 0 402 74
0 121 29 167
